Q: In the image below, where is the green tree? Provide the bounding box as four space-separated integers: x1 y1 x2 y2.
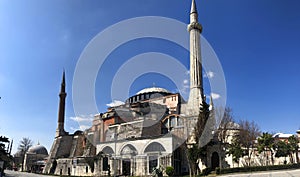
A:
258 132 275 165
165 166 175 176
194 101 210 145
274 140 289 163
0 136 12 175
288 135 299 163
226 137 244 167
187 100 210 176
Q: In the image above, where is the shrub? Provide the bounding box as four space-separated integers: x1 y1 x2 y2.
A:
165 166 175 176
215 167 220 174
201 168 211 176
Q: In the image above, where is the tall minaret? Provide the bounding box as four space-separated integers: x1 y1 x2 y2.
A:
56 71 67 137
187 0 204 115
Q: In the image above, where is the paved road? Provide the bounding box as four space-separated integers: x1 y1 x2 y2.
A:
3 170 55 177
4 169 300 177
220 169 300 177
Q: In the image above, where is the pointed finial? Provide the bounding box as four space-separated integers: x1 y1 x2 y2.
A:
62 69 66 85
60 70 66 93
191 0 198 14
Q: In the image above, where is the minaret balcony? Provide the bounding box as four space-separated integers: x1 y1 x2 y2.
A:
188 22 202 32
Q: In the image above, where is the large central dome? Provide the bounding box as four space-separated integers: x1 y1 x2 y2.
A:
136 87 171 95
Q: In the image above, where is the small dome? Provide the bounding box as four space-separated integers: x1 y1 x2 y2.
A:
28 144 48 155
136 87 171 95
14 150 23 157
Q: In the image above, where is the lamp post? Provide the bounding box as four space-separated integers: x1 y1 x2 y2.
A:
113 128 118 177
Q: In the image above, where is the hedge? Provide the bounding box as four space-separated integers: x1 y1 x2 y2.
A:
216 163 300 175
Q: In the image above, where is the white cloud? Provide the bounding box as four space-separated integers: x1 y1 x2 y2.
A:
185 70 190 75
179 78 190 95
70 114 94 123
204 71 215 78
106 100 124 107
69 124 91 132
79 125 90 131
183 79 189 84
70 127 78 132
211 93 221 100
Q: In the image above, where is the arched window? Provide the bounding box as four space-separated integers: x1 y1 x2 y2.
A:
144 142 166 153
102 146 114 155
120 144 138 156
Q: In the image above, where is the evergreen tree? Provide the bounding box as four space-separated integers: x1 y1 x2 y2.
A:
187 100 210 176
274 140 290 163
288 135 299 163
226 137 244 167
0 136 12 175
258 132 275 165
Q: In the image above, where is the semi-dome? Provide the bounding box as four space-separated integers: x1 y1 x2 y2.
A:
28 144 48 155
137 87 171 95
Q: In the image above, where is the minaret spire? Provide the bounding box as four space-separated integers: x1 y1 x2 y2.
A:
61 70 66 92
56 70 67 137
191 0 198 14
187 0 204 115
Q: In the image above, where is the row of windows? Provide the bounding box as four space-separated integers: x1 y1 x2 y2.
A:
127 92 171 104
163 116 183 128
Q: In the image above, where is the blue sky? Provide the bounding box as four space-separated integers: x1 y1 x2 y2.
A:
1 0 300 154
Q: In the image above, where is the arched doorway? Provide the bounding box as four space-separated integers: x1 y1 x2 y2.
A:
101 146 114 172
144 142 167 174
211 152 219 170
120 144 137 176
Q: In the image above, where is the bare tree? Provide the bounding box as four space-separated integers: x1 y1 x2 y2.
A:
18 137 33 171
217 107 235 144
238 120 261 166
18 137 33 152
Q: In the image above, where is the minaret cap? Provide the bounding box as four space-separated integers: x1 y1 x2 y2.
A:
190 0 198 14
60 70 66 93
62 70 66 85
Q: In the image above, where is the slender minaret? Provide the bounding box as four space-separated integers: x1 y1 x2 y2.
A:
187 0 204 115
56 71 67 137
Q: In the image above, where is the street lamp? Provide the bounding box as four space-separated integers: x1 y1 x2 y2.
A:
113 128 118 177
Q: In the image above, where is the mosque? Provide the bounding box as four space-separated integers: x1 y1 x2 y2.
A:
13 143 49 173
43 0 229 176
23 144 49 173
